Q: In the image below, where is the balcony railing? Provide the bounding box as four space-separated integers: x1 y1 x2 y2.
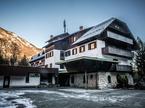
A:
115 65 132 72
106 31 133 45
102 46 133 58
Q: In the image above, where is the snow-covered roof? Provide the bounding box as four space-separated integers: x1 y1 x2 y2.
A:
73 18 116 45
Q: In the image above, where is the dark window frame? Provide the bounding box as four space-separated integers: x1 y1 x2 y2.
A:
88 42 96 50
50 63 52 68
65 50 71 57
60 64 64 69
72 48 77 55
79 45 85 53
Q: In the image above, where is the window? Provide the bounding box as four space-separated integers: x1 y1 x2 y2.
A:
115 25 120 30
108 75 111 83
50 63 52 68
51 51 53 57
46 51 53 58
26 73 29 83
70 36 77 43
88 42 96 50
65 50 70 57
79 45 85 53
60 64 64 69
72 48 77 55
71 75 74 84
60 51 64 60
90 74 93 79
50 51 53 57
83 75 85 83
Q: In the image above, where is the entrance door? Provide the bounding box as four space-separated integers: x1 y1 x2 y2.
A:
3 76 10 88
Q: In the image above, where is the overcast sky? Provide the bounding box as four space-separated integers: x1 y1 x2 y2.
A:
0 0 145 48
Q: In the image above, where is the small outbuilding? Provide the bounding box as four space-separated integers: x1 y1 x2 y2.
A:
0 65 58 88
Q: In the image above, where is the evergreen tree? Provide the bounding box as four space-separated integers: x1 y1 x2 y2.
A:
18 55 29 66
0 54 9 65
135 37 145 79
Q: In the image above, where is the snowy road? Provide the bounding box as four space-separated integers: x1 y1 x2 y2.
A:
0 88 145 108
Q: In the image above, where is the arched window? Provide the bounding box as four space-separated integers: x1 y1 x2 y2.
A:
108 75 111 83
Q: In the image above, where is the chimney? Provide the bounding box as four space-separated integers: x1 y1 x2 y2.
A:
79 26 83 31
50 35 53 39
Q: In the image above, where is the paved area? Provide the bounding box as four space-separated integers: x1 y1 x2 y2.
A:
0 88 145 108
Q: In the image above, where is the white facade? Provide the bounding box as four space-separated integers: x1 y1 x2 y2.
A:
45 49 66 72
65 40 105 60
45 49 60 68
65 39 132 67
10 75 40 87
0 74 40 88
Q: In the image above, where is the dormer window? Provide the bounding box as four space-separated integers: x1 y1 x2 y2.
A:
70 36 77 43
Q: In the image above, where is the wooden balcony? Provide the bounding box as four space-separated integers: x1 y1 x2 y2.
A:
105 31 133 45
102 46 133 58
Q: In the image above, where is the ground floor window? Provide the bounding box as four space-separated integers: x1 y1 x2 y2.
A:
83 75 85 83
90 74 93 79
26 73 29 83
71 75 74 84
50 63 52 68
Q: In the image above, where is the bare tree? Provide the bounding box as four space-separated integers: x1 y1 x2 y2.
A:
0 38 7 55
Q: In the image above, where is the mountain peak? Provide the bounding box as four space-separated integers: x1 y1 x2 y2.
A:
0 27 41 60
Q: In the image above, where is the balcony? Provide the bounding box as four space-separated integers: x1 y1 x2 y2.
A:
106 31 133 45
115 65 132 72
102 46 133 58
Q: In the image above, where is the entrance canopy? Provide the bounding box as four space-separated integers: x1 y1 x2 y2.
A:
56 56 119 73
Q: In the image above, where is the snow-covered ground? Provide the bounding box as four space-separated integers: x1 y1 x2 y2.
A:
0 88 145 108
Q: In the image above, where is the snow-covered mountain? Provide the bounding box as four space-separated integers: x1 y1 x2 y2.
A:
0 27 41 59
